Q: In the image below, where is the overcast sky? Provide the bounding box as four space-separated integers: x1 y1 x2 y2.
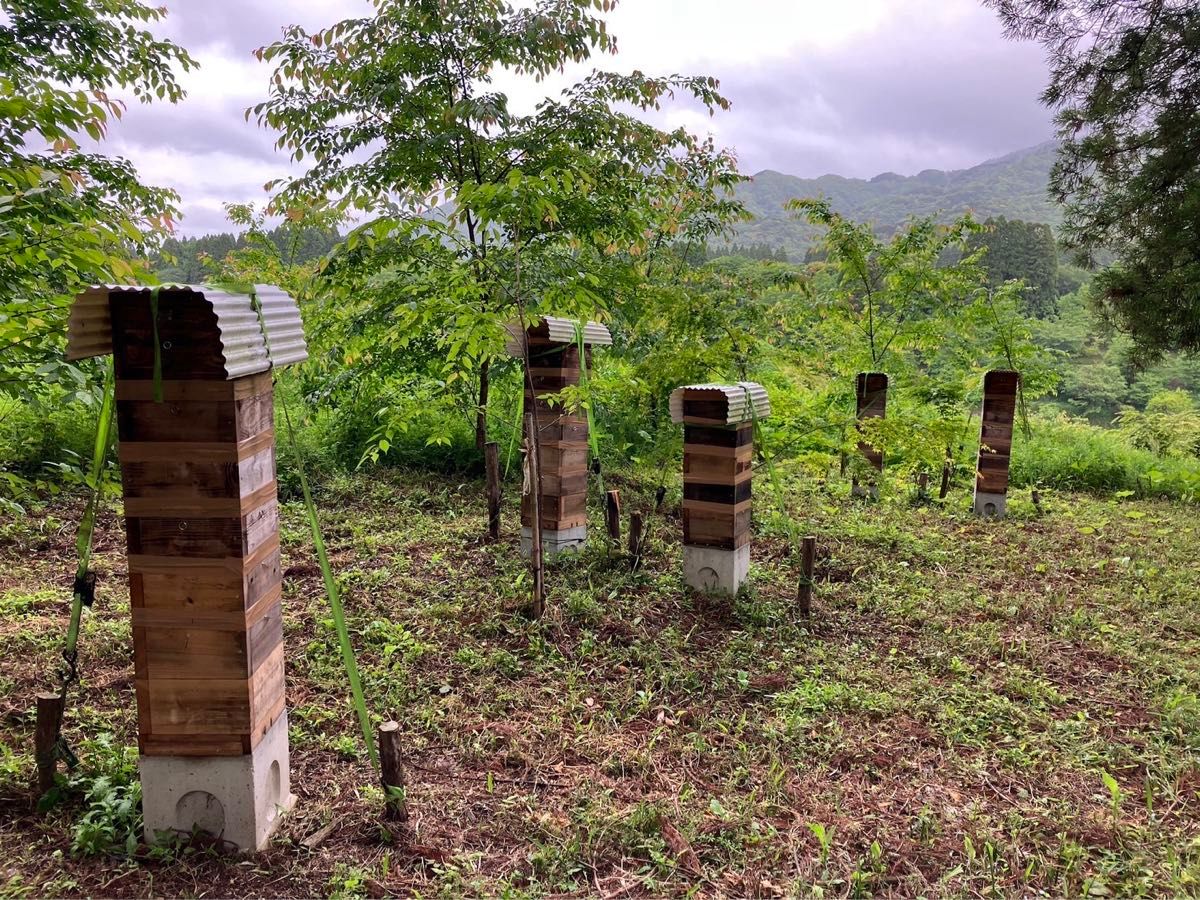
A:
106 0 1053 235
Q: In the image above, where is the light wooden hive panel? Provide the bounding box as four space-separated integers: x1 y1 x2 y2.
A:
976 370 1019 495
855 372 888 471
108 289 286 757
520 334 591 531
679 398 755 551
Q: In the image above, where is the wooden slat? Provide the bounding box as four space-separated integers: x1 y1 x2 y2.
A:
682 498 752 516
115 372 271 403
117 429 274 463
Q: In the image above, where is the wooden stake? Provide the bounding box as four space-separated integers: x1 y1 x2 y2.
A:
378 720 408 822
1032 489 1042 515
628 512 644 572
654 486 666 513
34 692 63 796
605 490 622 543
797 536 816 619
917 472 929 501
939 448 953 499
484 441 501 543
524 413 544 619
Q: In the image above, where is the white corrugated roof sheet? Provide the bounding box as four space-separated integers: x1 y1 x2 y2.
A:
669 382 771 425
64 284 308 378
504 316 613 356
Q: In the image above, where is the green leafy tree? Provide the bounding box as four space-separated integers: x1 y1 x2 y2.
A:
966 216 1060 317
987 0 1200 361
253 0 743 454
1115 389 1200 457
793 199 1057 481
0 0 194 402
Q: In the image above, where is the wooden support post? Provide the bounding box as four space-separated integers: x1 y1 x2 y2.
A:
628 512 644 572
378 721 407 823
917 472 929 501
797 536 816 619
605 490 622 543
654 485 666 513
1032 489 1042 515
484 441 501 543
525 413 544 619
939 448 953 499
34 692 63 796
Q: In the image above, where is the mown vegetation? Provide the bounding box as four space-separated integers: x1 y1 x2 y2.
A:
3 0 1200 896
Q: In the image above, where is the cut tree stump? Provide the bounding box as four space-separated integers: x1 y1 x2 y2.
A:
378 721 407 822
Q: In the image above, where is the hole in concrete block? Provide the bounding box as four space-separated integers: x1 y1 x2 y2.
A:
267 760 281 822
984 502 997 517
698 567 720 591
176 790 225 838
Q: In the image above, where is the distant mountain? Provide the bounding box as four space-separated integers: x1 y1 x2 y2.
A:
725 140 1062 257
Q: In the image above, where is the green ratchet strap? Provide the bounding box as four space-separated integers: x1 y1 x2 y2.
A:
505 388 524 479
229 280 379 773
574 321 604 492
745 384 800 556
149 287 163 403
50 359 117 774
281 399 379 773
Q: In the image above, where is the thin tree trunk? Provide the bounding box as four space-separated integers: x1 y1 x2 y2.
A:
525 412 544 619
475 360 490 450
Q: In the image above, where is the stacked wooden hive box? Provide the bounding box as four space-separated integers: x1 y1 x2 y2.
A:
65 284 307 851
669 382 770 595
852 372 888 497
507 317 612 557
974 370 1020 518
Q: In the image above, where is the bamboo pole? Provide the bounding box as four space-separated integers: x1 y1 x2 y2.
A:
485 441 501 543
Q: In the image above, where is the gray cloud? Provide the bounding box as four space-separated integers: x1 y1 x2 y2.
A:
696 12 1052 176
108 1 1054 234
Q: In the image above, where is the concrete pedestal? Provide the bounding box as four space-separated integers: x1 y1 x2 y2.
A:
140 712 294 852
851 479 879 500
520 525 587 559
973 491 1008 519
683 544 750 596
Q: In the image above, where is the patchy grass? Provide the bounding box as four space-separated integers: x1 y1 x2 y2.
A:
2 469 1200 897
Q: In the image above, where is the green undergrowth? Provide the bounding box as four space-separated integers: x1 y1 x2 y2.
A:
1 468 1199 896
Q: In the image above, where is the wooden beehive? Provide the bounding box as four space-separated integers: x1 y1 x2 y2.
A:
855 372 888 472
510 318 611 533
975 370 1019 497
67 285 306 757
670 384 770 551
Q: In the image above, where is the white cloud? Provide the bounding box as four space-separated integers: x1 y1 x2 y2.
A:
89 0 1052 234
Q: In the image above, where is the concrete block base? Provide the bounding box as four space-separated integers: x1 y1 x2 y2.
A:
973 491 1008 519
684 544 750 596
851 479 879 500
520 525 586 559
140 712 294 852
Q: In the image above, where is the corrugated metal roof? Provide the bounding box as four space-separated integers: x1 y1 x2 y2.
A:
65 286 113 361
505 316 613 356
254 283 309 368
63 284 307 378
669 382 771 425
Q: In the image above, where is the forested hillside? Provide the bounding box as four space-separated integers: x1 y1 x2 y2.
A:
729 140 1061 255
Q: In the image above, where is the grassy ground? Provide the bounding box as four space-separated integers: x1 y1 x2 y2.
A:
2 470 1200 897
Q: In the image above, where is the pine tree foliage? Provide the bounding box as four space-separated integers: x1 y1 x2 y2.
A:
987 0 1200 361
